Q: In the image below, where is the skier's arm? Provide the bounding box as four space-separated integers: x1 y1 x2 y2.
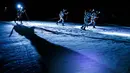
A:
84 17 88 24
65 12 69 15
84 10 87 15
23 10 26 13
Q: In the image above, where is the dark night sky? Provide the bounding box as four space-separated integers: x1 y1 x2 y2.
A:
0 0 130 26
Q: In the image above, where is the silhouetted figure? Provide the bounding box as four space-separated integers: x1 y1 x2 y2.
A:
56 9 69 26
81 9 92 30
87 10 100 28
87 11 97 28
14 7 25 24
81 9 100 30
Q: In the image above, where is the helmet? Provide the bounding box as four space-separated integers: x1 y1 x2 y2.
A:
92 9 95 11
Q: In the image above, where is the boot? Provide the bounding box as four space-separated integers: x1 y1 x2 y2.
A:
93 26 96 28
81 26 83 29
62 23 64 26
56 22 58 25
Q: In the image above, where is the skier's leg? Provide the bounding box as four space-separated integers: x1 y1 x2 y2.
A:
83 19 88 29
14 16 18 24
93 21 96 28
20 16 23 24
81 18 87 29
14 18 17 23
87 20 92 28
56 15 62 24
61 18 64 26
56 17 61 25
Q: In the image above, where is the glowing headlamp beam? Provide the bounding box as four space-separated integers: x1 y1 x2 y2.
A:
17 4 23 9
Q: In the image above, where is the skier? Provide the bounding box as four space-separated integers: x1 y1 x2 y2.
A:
56 9 69 26
81 9 92 30
14 6 25 24
87 10 100 28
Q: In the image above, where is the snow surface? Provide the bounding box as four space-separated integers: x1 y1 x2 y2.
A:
7 21 130 73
